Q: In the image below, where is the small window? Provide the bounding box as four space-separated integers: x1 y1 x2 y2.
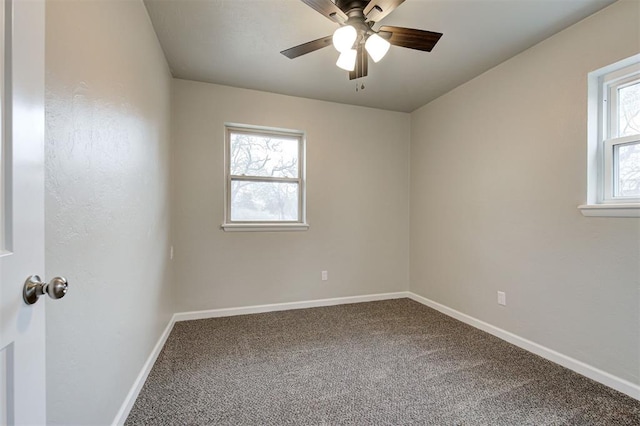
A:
581 55 640 217
222 124 308 231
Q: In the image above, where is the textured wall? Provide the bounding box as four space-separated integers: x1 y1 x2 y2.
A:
171 80 410 312
410 0 640 385
44 1 173 424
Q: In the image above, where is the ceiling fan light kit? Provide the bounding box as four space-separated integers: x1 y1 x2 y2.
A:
281 0 443 80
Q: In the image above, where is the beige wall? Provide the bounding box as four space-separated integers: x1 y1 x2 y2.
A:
45 1 174 424
171 80 410 311
410 0 640 385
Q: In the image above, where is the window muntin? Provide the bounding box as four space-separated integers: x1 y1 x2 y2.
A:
601 62 640 203
224 125 306 228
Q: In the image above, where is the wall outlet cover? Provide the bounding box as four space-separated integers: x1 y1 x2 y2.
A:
497 291 506 306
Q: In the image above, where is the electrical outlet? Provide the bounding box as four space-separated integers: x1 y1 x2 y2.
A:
321 270 328 281
170 245 174 260
497 291 506 306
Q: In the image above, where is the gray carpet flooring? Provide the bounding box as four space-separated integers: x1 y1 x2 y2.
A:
125 298 640 425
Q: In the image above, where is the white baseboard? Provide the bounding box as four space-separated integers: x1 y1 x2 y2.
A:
407 291 640 401
172 291 410 322
112 318 177 426
111 291 408 424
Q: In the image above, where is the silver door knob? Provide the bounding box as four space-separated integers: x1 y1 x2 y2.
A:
23 275 68 305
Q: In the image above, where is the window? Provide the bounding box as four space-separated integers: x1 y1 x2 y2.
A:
222 124 308 231
580 55 640 217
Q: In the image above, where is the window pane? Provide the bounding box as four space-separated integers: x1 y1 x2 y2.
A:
230 132 299 178
616 142 640 197
618 81 640 137
230 180 299 221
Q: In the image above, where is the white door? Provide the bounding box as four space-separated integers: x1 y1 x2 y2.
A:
0 0 48 424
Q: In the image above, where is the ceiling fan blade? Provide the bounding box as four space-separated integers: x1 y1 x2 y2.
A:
281 35 333 59
349 44 368 80
378 26 443 52
300 0 348 24
363 0 405 23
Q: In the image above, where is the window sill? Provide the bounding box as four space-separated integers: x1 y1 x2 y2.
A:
221 223 310 232
578 204 640 217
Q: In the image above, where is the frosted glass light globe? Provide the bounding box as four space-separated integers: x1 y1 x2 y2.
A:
336 49 357 71
333 25 357 53
365 33 391 63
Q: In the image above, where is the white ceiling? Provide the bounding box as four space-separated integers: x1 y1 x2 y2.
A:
144 0 616 112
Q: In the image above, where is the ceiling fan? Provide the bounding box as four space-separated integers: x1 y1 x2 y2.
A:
281 0 443 80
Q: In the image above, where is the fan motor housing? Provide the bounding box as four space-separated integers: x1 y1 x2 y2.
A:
336 0 370 34
336 0 369 15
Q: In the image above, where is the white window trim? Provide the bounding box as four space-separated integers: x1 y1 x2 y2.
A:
579 54 640 217
221 123 309 232
578 203 640 217
222 223 310 232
